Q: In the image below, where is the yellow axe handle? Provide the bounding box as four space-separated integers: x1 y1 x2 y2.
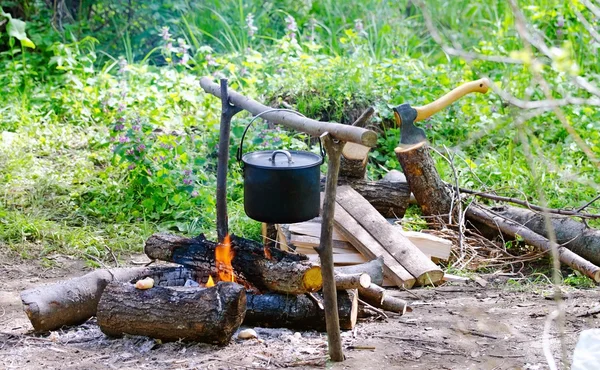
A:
414 78 490 122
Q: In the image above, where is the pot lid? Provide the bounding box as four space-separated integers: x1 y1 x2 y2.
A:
242 150 322 170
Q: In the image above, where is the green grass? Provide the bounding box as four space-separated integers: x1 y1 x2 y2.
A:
1 0 599 287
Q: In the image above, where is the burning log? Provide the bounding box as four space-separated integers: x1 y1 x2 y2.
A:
145 233 322 294
97 280 246 344
245 289 358 331
20 267 150 332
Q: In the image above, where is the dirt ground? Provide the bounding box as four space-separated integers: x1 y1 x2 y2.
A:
1 250 599 370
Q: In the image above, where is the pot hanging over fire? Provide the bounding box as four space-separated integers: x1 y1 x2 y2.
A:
236 110 325 224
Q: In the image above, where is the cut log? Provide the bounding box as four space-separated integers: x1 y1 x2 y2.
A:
330 200 416 288
335 272 371 290
306 253 368 265
20 267 149 332
466 204 600 283
97 280 246 344
495 205 600 266
144 233 322 294
358 283 411 315
337 186 444 285
340 143 370 179
394 228 452 261
340 106 375 179
335 257 385 286
244 289 358 331
395 142 455 223
321 177 411 218
340 178 411 218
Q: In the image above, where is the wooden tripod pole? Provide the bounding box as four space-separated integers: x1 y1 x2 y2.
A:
216 79 242 242
316 133 346 362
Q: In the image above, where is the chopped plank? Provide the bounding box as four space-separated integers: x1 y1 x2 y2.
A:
395 228 452 261
330 201 415 289
294 245 361 255
306 253 368 265
289 222 348 241
336 186 443 286
288 221 452 261
340 142 371 179
290 234 354 251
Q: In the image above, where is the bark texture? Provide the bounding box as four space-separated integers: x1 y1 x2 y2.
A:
145 233 322 294
466 205 600 282
321 177 411 218
97 281 246 344
200 77 376 147
395 143 455 222
245 289 358 331
335 257 385 286
337 186 443 285
495 205 600 266
20 267 149 332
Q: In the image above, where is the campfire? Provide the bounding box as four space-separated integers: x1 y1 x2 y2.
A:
22 77 595 364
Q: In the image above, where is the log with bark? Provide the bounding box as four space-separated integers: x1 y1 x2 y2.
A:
97 280 246 344
321 177 411 218
395 142 455 223
335 272 371 290
494 205 600 266
200 77 377 147
466 204 600 283
20 267 150 332
336 186 444 285
339 107 375 179
335 257 385 286
358 283 411 315
245 289 358 331
145 233 322 294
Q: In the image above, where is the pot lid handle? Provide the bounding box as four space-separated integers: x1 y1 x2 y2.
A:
270 150 293 164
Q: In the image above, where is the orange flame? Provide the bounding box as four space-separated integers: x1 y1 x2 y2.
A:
264 245 272 260
216 234 234 282
206 275 215 287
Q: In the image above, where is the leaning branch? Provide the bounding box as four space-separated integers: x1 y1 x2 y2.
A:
466 204 600 282
199 77 377 147
455 186 600 219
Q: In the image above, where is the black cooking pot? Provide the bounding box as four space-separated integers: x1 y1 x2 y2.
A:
237 113 324 224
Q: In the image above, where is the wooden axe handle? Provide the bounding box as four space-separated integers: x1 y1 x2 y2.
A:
414 78 490 122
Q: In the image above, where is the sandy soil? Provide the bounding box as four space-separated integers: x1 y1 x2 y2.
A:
1 250 599 370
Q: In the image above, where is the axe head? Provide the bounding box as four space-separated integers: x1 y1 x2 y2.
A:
393 104 427 146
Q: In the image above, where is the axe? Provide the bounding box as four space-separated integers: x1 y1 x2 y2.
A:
393 78 490 147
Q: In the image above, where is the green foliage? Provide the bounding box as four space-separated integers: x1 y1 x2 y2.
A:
1 0 599 282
